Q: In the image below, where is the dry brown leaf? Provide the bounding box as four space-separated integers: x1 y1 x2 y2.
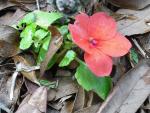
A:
106 0 150 9
13 55 40 85
60 99 75 113
0 75 23 112
40 26 63 76
116 6 150 36
74 104 100 113
16 86 47 113
0 0 15 11
54 77 78 100
0 25 20 57
97 59 150 113
73 86 85 112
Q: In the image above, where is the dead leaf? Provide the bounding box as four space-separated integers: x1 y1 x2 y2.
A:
0 25 20 57
16 86 47 113
54 77 78 100
97 59 150 113
0 75 23 112
9 0 36 4
106 0 150 9
116 7 150 36
13 55 40 85
0 0 15 11
74 103 100 113
8 9 26 25
73 86 85 112
0 12 14 25
60 99 75 113
40 26 63 76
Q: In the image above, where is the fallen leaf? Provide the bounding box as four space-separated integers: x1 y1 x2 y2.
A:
73 86 85 112
16 86 47 113
0 0 15 11
54 77 78 100
13 55 40 85
117 7 150 36
0 75 23 112
40 26 63 76
60 99 75 113
106 0 150 9
74 103 100 113
97 59 150 113
0 25 20 57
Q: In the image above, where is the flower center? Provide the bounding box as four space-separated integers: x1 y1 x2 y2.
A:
89 37 98 46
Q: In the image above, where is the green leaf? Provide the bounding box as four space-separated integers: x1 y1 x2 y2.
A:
37 34 51 64
75 60 112 100
20 12 36 25
47 54 58 69
67 33 72 41
34 10 63 29
59 50 76 67
58 25 68 36
64 41 73 49
34 29 49 48
39 79 57 89
19 23 37 50
130 48 139 64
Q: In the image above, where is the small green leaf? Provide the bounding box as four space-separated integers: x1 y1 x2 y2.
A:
75 60 112 100
58 25 68 36
34 10 63 29
20 23 37 50
37 34 51 64
59 50 76 67
20 12 36 25
64 41 73 49
39 79 57 89
67 33 72 41
34 29 49 40
34 29 49 48
47 54 58 69
130 48 139 64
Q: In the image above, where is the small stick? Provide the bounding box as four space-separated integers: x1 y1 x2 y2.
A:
132 39 149 58
36 0 40 10
10 71 18 100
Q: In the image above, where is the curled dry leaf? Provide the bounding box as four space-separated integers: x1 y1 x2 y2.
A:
40 26 63 76
0 25 20 57
13 55 40 85
16 86 47 113
97 59 150 113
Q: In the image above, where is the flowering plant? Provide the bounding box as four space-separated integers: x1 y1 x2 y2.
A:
69 12 131 76
17 11 131 99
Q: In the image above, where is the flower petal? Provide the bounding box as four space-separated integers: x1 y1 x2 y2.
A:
84 52 112 76
89 12 117 40
75 13 89 33
69 24 97 54
99 33 132 57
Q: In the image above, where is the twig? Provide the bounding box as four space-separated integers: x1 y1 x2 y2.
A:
10 71 18 100
132 39 149 58
36 0 40 10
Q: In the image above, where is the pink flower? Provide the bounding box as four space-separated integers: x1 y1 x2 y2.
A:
69 12 132 76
